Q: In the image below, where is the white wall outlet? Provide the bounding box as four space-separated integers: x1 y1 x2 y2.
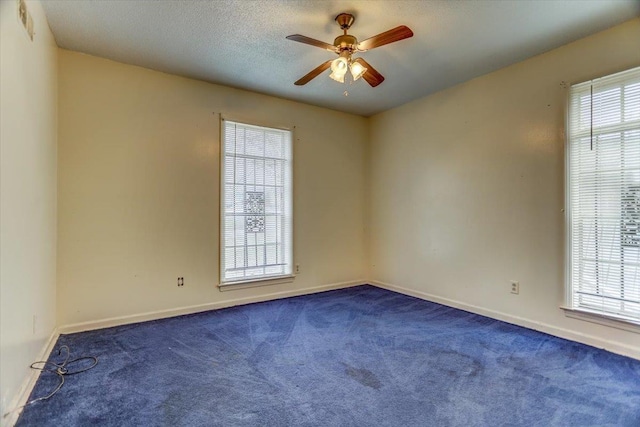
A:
295 264 300 274
510 281 520 295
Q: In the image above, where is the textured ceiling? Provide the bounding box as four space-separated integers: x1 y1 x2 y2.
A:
41 1 640 117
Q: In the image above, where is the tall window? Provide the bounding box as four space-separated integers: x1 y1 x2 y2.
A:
220 120 293 285
567 66 640 324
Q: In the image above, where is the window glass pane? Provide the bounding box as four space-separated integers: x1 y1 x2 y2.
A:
568 67 640 323
221 121 293 283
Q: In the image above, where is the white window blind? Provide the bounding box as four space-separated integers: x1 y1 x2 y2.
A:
220 120 293 284
567 66 640 324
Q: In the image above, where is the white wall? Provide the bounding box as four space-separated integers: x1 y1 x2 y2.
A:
57 50 368 326
369 19 640 357
0 0 58 418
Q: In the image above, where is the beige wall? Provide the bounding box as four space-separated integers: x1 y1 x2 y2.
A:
57 50 368 326
369 19 640 357
0 0 58 416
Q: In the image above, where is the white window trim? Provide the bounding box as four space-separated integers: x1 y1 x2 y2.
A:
563 66 640 327
561 305 640 334
218 274 296 292
218 116 295 289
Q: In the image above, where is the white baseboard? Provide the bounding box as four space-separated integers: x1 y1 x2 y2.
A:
59 279 366 335
370 280 640 360
2 328 60 427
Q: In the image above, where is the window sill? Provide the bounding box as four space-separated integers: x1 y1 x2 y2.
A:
561 306 640 334
218 275 296 292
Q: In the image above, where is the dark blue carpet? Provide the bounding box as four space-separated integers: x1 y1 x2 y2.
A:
16 285 640 426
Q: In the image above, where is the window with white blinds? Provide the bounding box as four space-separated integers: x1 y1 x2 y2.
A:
567 66 640 324
220 120 293 285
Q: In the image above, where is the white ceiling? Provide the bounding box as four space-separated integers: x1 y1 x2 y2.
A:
41 0 639 117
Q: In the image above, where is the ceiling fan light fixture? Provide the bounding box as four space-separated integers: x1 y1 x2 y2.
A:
330 57 348 82
350 60 367 81
329 71 345 83
331 57 348 72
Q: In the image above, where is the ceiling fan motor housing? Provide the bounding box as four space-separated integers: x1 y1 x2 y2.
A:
334 34 358 52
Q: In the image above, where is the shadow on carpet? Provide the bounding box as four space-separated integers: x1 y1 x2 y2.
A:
16 285 640 426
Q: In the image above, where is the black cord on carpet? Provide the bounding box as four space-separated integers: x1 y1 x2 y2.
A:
2 346 98 419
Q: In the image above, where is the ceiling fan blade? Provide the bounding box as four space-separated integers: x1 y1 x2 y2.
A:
286 34 337 52
357 25 414 51
294 60 333 86
353 58 384 87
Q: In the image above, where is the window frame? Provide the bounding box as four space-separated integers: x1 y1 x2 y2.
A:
563 66 640 331
218 117 295 290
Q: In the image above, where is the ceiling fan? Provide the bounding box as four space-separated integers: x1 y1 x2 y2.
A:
286 13 413 88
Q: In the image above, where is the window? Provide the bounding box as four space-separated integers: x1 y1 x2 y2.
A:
567 66 640 324
220 120 293 286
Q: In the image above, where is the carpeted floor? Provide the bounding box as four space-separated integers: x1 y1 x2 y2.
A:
16 285 640 426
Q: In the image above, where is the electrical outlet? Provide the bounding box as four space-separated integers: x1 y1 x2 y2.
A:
295 264 300 274
510 281 520 295
177 277 184 287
